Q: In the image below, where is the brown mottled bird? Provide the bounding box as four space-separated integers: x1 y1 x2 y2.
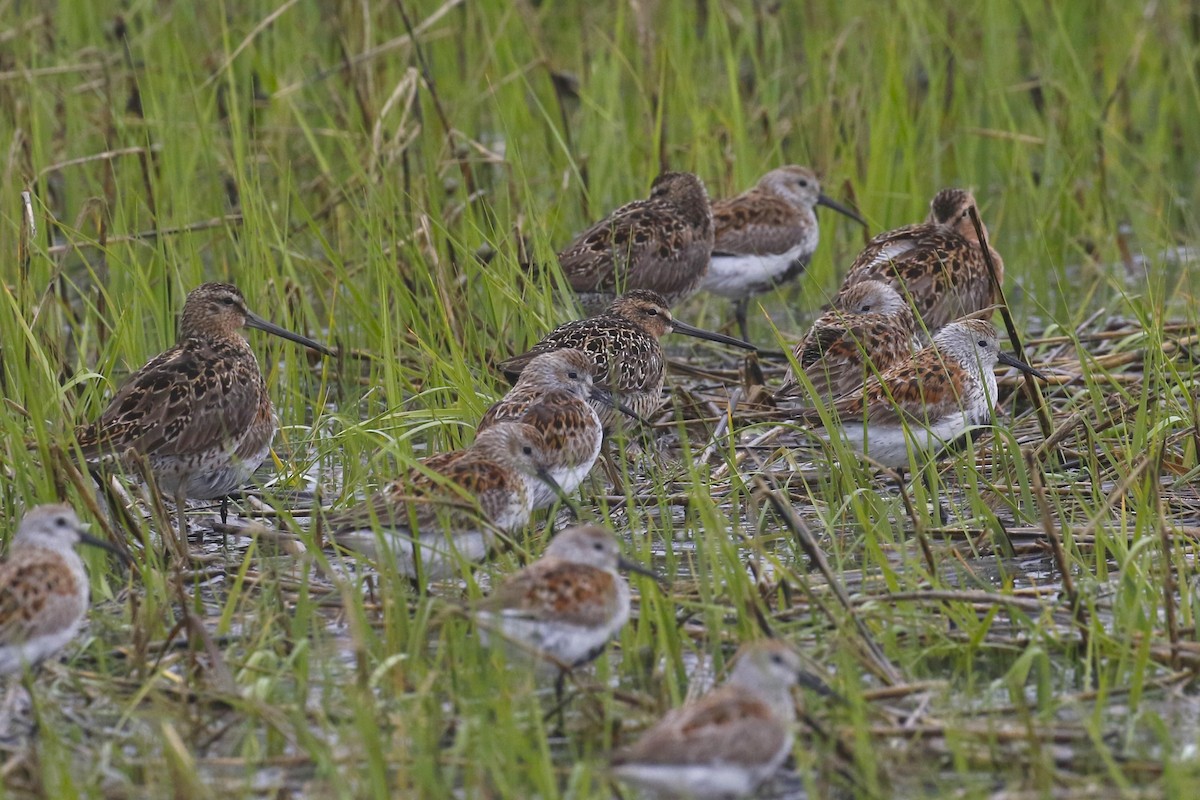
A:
0 504 121 675
838 188 1002 331
498 290 754 429
790 319 1044 469
701 166 866 341
326 422 559 582
559 172 714 313
779 280 918 402
611 640 805 800
479 349 605 507
74 283 333 536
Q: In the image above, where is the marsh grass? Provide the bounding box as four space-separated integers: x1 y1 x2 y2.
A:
1 0 1199 797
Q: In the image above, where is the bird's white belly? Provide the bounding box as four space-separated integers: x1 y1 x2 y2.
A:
701 243 810 298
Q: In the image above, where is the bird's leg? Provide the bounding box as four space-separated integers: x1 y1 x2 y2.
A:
174 487 190 556
734 298 751 345
220 496 230 525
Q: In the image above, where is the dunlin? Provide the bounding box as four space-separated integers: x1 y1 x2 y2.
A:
838 188 1001 330
559 172 714 313
479 350 605 507
792 318 1044 468
475 525 655 685
702 166 866 341
498 290 755 429
328 422 560 582
75 283 333 535
611 639 804 800
0 504 121 675
778 280 918 402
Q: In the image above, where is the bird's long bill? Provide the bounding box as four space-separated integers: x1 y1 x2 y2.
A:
997 351 1047 380
590 387 651 427
78 531 131 563
245 311 335 357
670 318 757 351
617 555 661 582
816 193 867 227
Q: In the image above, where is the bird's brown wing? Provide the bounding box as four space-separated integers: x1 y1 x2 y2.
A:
75 339 263 458
612 687 787 767
712 193 805 256
481 561 618 627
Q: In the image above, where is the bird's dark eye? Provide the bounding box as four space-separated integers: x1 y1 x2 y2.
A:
220 296 237 306
593 542 604 551
770 653 784 665
860 304 872 312
978 340 987 348
522 445 533 455
645 308 658 316
54 516 68 527
567 370 579 380
797 179 808 187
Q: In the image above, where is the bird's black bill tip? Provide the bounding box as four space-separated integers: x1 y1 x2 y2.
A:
78 531 132 564
816 194 867 227
670 319 758 351
617 556 663 585
997 351 1047 380
245 312 336 357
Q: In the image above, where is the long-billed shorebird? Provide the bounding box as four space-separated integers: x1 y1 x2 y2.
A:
702 166 866 341
791 318 1044 468
560 172 714 314
838 188 1001 331
479 349 606 507
75 283 333 538
498 290 755 429
778 280 918 402
327 422 560 582
0 504 121 676
475 525 655 700
611 640 804 800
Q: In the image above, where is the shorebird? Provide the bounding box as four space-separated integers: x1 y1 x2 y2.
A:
327 422 560 582
611 639 804 800
559 172 714 314
0 505 122 675
778 280 918 402
791 318 1044 468
498 290 755 429
474 525 655 698
838 188 1001 331
74 282 333 538
702 166 866 341
479 350 606 507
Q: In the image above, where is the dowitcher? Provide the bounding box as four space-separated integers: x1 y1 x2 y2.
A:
792 318 1044 468
610 640 804 800
475 525 655 696
75 283 333 535
778 280 918 402
0 504 122 675
328 422 560 582
838 188 1001 331
559 172 714 313
701 166 866 341
498 290 755 429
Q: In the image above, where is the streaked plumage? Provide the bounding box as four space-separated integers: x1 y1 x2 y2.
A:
479 350 604 507
702 166 866 340
779 280 918 402
560 172 714 313
498 290 754 429
791 319 1044 468
74 282 333 503
327 422 558 581
611 640 804 800
838 188 1002 331
475 525 654 671
0 505 120 675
